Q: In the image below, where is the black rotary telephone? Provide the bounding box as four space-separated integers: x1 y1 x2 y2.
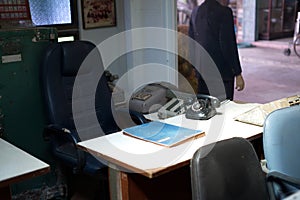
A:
185 94 220 120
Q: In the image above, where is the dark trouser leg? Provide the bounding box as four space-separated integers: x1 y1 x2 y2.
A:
197 79 234 101
223 80 234 101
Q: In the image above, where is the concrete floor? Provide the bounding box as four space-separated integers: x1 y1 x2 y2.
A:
234 39 300 104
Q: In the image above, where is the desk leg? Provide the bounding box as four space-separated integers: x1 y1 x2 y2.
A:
108 167 129 200
108 167 149 200
0 185 12 200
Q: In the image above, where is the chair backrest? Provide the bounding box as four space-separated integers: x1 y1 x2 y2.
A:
40 40 119 141
263 105 300 179
191 137 270 200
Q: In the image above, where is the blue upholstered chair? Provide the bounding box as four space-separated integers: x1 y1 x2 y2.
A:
263 105 300 199
40 40 147 176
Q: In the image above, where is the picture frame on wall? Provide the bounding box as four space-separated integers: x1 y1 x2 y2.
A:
81 0 116 29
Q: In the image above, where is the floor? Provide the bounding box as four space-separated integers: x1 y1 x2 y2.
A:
234 38 300 104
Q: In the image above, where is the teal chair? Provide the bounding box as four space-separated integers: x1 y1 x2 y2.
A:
263 105 300 199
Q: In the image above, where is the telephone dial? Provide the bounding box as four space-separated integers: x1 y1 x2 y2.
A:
185 94 220 120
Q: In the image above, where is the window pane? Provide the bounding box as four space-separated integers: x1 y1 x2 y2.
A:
29 0 71 25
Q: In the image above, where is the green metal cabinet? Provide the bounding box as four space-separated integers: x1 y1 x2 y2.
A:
0 28 58 196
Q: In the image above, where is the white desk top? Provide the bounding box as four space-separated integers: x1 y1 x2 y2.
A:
78 101 263 178
0 139 50 187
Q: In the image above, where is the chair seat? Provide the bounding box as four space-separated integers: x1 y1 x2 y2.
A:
54 142 106 175
54 143 78 167
83 153 106 175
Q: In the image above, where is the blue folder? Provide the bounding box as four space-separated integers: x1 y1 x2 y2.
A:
123 121 204 147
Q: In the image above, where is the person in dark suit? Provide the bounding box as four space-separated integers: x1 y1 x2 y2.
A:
188 0 244 100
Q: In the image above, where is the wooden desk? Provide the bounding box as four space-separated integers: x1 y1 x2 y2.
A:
0 139 50 200
78 101 263 199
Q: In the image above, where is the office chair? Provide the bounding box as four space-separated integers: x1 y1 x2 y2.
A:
40 40 147 177
263 105 300 199
190 137 300 200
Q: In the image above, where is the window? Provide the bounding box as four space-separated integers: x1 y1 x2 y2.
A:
29 0 71 26
28 0 79 39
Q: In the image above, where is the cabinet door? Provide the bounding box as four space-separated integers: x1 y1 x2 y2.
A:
282 0 297 31
258 0 297 39
270 7 283 33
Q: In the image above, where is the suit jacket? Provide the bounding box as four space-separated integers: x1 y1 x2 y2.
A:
188 0 242 81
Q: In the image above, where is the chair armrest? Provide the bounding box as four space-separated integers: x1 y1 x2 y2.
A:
43 124 85 173
43 124 79 144
267 171 300 200
129 109 151 124
267 171 300 189
114 107 150 127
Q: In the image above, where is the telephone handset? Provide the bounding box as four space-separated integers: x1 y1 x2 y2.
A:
185 94 220 120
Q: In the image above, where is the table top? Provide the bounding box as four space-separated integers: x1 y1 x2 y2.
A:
0 139 50 187
78 101 263 178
